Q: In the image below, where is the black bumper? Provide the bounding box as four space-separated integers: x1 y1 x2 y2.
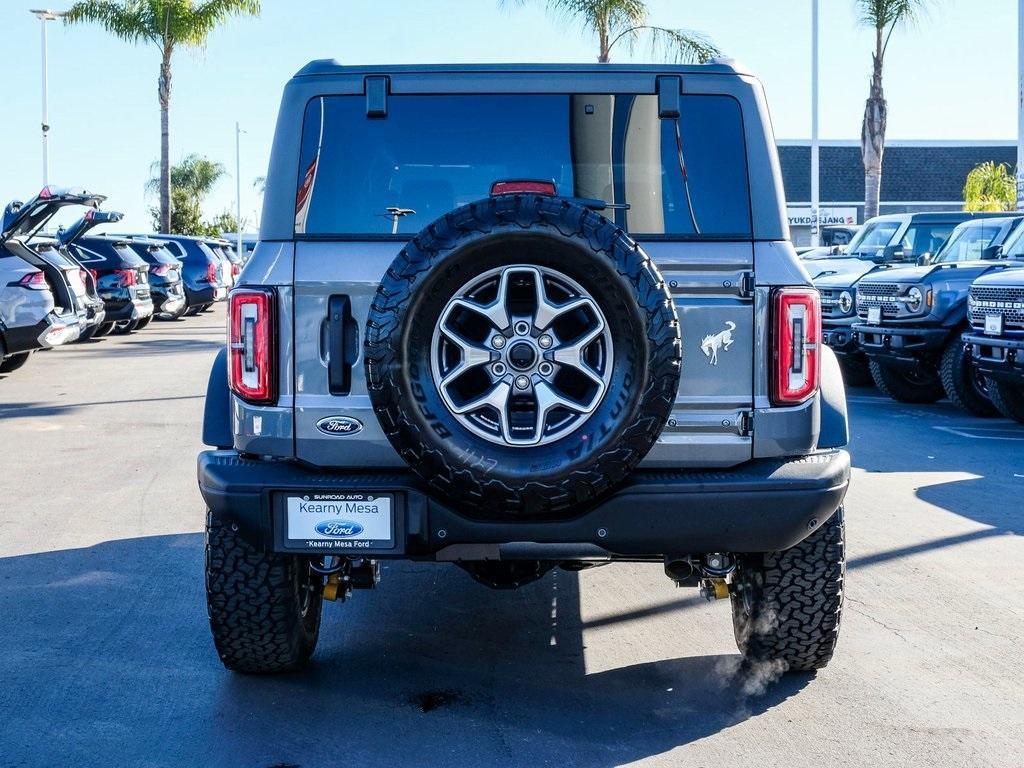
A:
964 331 1024 385
853 321 951 364
822 320 859 355
197 449 851 559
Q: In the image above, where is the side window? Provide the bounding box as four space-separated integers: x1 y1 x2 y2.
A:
901 224 954 258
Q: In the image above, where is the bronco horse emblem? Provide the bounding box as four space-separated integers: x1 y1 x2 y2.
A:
700 321 736 366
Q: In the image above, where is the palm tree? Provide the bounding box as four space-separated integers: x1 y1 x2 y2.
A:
857 0 927 220
504 0 718 63
64 0 261 233
963 162 1017 212
146 153 226 233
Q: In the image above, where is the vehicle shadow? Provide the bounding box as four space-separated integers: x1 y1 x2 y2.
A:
0 534 810 768
844 398 1020 570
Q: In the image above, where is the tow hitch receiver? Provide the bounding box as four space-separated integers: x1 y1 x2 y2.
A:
321 558 380 602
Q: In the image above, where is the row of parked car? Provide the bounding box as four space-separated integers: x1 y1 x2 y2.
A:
804 212 1024 423
0 187 245 375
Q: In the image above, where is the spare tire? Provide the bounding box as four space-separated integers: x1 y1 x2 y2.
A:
365 194 681 516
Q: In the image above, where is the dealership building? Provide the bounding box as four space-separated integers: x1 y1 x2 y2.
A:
777 140 1016 245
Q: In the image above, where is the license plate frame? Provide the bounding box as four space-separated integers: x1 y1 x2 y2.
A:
985 313 1004 336
279 492 397 552
867 306 881 324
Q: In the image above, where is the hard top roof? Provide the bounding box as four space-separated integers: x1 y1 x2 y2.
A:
293 59 750 79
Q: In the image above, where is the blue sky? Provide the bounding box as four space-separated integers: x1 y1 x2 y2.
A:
0 0 1017 232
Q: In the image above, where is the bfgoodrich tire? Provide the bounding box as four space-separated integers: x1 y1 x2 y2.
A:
731 508 845 672
940 339 996 416
205 513 322 673
365 194 681 516
988 379 1024 423
868 359 945 403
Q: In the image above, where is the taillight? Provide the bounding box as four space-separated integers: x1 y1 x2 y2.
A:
232 263 240 277
115 268 136 287
490 180 557 196
79 269 88 285
151 264 170 277
772 287 821 405
206 262 217 284
228 288 276 404
19 272 48 290
89 269 98 282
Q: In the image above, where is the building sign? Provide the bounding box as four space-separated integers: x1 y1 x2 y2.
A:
786 207 858 227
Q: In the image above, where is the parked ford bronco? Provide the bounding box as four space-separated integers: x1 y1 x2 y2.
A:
963 253 1024 423
199 62 850 675
815 212 998 386
854 215 1024 414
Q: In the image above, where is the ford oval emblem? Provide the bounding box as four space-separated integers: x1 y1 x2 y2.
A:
315 520 365 537
316 415 363 436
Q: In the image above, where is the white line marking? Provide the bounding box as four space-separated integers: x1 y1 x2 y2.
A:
933 426 1024 441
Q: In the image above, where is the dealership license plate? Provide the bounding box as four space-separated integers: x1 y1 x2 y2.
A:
867 306 881 324
285 493 394 550
985 314 1004 335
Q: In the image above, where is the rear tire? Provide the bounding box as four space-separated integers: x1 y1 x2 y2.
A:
205 512 323 673
0 352 31 373
92 322 114 338
940 339 996 416
987 379 1024 423
134 316 152 331
868 358 945 403
111 320 135 335
185 305 203 317
731 508 845 672
839 355 873 388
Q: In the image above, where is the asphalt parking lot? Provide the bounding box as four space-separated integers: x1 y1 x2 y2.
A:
0 305 1022 768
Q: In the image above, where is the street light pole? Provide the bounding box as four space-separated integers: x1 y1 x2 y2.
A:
1018 0 1024 209
810 0 821 245
31 9 63 188
236 122 244 259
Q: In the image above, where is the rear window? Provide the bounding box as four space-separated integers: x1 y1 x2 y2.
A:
294 93 751 238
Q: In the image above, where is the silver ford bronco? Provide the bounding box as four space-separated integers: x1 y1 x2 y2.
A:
199 61 850 675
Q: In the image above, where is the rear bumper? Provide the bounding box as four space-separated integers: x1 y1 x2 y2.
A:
852 321 951 364
197 449 851 559
103 296 154 322
964 331 1024 385
185 284 228 306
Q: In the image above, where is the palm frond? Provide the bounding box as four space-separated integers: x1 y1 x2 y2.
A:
182 0 261 48
63 0 157 44
855 0 928 30
617 25 719 63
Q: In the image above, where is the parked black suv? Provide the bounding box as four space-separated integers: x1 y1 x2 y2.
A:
148 234 230 315
199 62 850 675
123 238 187 320
67 235 155 334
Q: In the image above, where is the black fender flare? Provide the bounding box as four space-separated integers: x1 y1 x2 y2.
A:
202 348 233 449
818 345 849 450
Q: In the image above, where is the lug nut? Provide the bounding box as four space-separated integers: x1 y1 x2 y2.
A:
538 334 553 349
514 321 530 335
491 335 506 349
492 362 507 376
515 375 531 390
538 361 553 376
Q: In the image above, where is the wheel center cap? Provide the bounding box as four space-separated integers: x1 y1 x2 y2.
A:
507 341 537 370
